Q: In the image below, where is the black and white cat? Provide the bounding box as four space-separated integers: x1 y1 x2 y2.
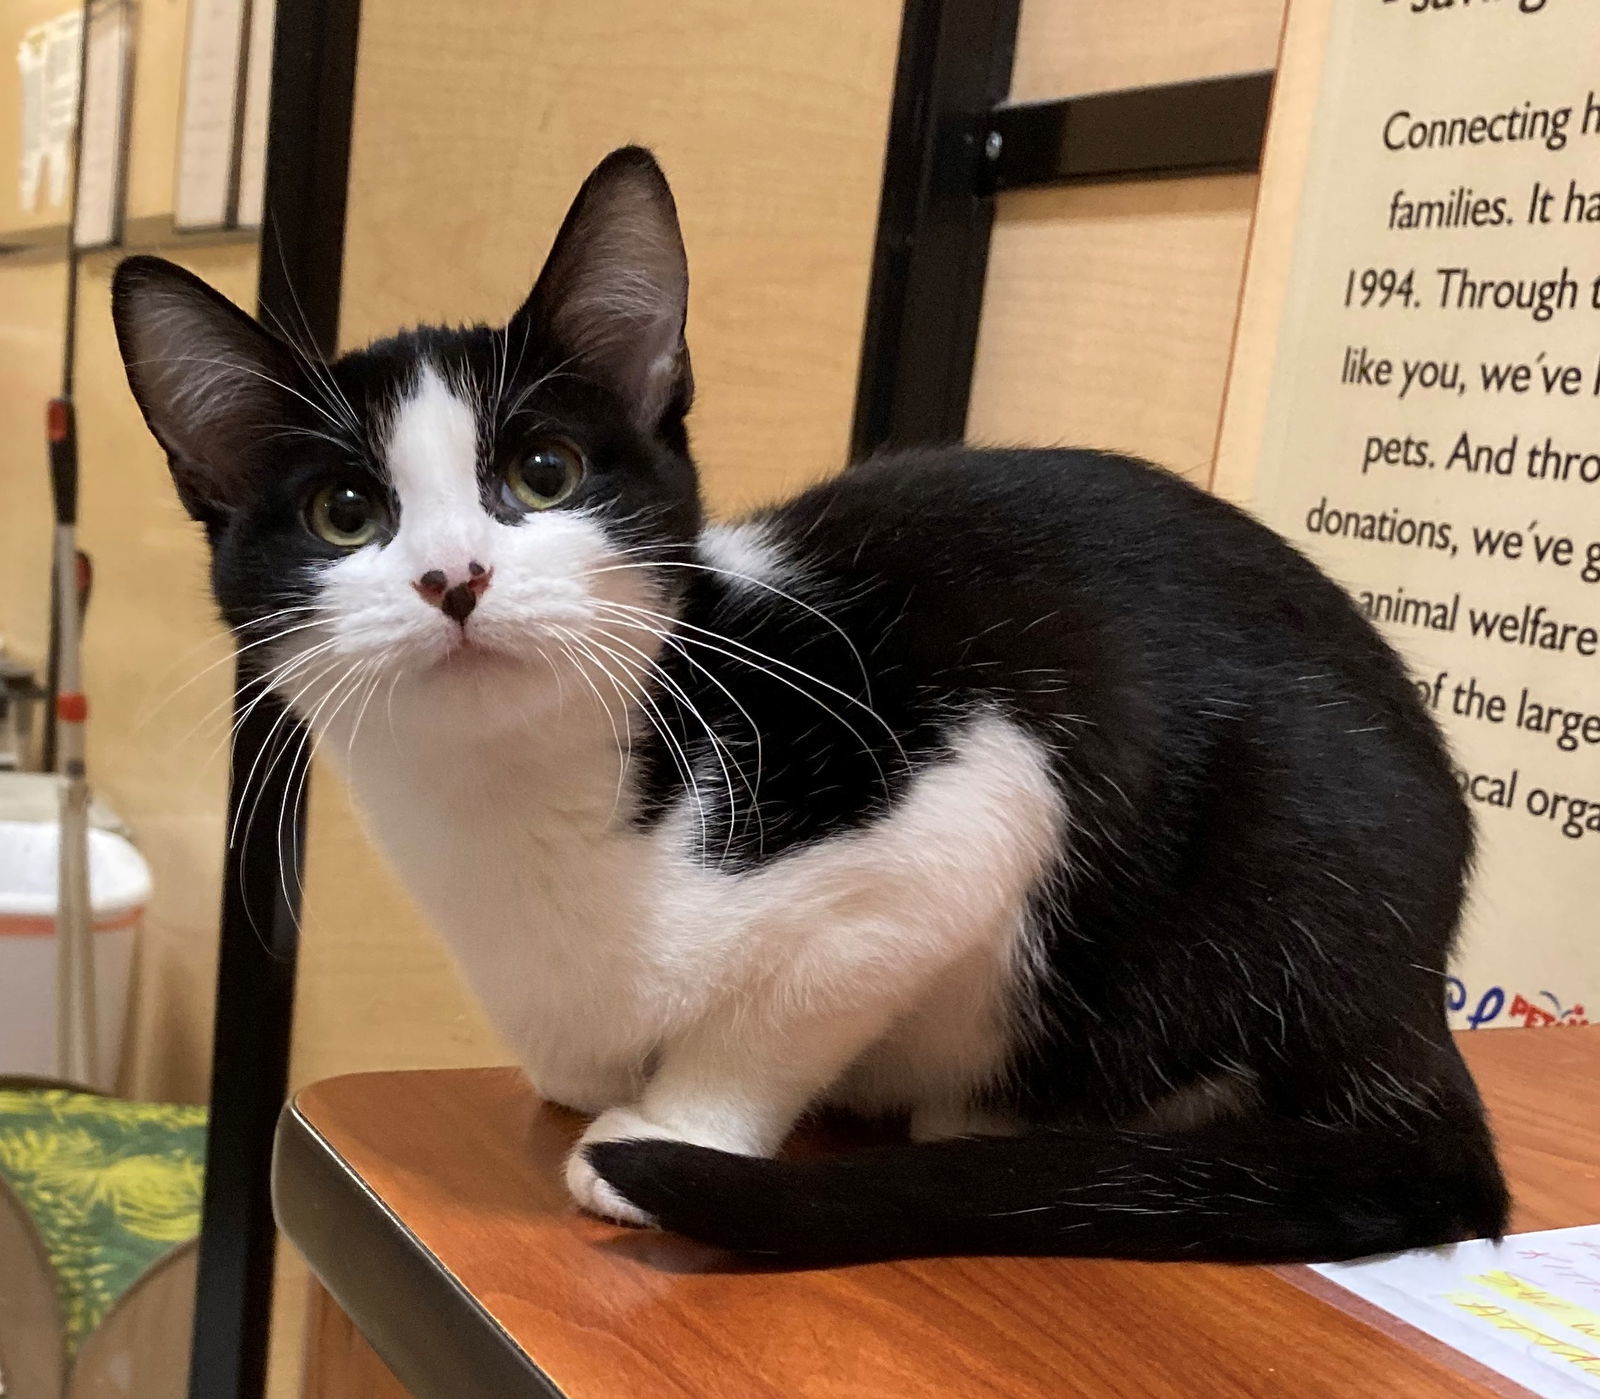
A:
112 147 1508 1264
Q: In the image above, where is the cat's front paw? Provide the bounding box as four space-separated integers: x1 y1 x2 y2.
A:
566 1108 674 1227
565 1106 764 1228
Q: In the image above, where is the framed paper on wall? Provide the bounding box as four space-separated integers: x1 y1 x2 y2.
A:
232 0 274 229
173 0 247 231
174 0 279 234
73 0 134 250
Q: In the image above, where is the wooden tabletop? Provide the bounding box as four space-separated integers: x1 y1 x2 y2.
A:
273 1028 1600 1399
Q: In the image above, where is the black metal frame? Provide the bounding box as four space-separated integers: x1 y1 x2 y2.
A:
849 0 1021 459
982 72 1275 193
186 0 361 1395
851 10 1273 458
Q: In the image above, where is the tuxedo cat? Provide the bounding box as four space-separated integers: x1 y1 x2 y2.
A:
112 147 1507 1264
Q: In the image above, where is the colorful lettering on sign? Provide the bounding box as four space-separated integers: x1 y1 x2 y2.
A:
1447 978 1588 1028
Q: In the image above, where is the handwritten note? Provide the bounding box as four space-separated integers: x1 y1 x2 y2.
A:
1315 1225 1600 1397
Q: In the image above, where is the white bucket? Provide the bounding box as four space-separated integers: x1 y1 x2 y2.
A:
0 818 150 1091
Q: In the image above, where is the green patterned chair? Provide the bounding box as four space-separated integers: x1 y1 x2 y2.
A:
0 1084 206 1399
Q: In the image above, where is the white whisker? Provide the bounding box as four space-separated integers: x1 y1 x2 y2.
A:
561 628 710 863
589 624 748 865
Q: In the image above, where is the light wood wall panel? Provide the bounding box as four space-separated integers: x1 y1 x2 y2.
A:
969 0 1287 481
1009 0 1285 101
337 0 903 512
967 175 1260 482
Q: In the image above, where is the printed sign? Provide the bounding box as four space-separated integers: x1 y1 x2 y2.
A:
1227 0 1600 1027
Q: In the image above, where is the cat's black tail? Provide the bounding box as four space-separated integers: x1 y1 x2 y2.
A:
586 1104 1509 1266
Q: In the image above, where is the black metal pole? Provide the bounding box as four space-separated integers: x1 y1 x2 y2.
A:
848 0 1019 460
185 0 360 1394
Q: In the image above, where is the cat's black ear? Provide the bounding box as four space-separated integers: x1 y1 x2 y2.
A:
512 147 693 433
111 255 303 523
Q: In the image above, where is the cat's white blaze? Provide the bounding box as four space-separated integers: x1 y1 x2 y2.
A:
317 684 1062 1221
306 365 664 695
383 362 489 572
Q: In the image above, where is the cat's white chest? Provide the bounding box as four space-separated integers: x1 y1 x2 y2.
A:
322 696 1055 1125
331 709 709 1075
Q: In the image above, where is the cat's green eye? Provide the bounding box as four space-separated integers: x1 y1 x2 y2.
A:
307 483 382 548
503 440 584 512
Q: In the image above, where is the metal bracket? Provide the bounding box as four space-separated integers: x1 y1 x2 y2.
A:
981 71 1275 193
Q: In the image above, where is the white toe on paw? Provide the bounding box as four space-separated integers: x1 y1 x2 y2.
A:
567 1105 773 1225
565 1147 655 1228
566 1107 673 1227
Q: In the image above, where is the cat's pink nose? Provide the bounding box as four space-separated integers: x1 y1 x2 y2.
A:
414 561 491 623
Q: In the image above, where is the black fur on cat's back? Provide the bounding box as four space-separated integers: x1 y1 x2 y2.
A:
603 445 1509 1262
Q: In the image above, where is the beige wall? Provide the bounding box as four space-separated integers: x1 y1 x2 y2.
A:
0 260 65 660
75 244 259 1103
1009 0 1284 100
968 175 1261 481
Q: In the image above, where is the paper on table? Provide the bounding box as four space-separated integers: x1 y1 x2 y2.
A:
174 0 247 231
1314 1226 1600 1398
73 0 132 249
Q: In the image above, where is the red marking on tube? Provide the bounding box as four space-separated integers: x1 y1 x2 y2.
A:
57 693 88 723
47 399 70 443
